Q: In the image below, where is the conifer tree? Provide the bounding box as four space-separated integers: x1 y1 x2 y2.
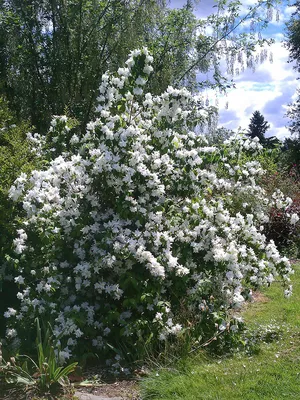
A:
247 110 270 143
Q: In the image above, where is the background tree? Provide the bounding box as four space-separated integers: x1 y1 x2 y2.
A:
286 0 300 73
0 0 170 132
0 0 280 133
247 110 270 143
285 1 300 141
283 2 300 177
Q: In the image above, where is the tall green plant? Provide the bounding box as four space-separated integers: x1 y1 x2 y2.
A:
0 318 77 397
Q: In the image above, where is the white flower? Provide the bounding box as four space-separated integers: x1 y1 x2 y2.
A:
6 328 17 338
58 348 71 364
219 321 227 332
171 324 183 334
135 77 147 86
290 213 299 225
133 87 143 95
103 327 111 336
155 312 163 321
4 308 17 318
284 285 293 298
118 67 130 77
232 293 245 309
14 276 25 285
143 65 153 74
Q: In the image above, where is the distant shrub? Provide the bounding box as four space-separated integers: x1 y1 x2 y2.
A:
257 148 300 258
265 196 300 258
281 136 300 179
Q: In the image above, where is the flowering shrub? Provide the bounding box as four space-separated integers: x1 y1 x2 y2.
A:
3 49 294 367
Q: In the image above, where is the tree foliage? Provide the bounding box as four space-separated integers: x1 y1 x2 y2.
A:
284 3 300 174
0 0 168 132
247 110 270 142
0 98 38 334
247 110 279 148
286 0 300 73
0 0 280 133
285 2 300 139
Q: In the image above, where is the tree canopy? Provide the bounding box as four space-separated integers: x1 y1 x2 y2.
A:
284 1 300 175
0 0 280 133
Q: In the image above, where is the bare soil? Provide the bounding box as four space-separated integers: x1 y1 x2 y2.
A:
75 380 140 399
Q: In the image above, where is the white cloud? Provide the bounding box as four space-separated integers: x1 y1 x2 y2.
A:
169 0 298 139
282 4 297 19
213 41 298 138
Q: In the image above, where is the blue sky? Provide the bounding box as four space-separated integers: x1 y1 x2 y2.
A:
170 0 298 139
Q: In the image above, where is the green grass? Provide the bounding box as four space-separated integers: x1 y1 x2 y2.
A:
140 264 300 400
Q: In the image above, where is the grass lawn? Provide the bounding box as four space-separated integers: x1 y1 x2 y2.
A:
140 263 300 400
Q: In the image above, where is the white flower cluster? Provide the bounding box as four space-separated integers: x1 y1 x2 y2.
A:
290 213 299 225
5 48 293 363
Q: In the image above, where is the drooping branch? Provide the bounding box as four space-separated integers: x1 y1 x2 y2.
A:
176 1 272 84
